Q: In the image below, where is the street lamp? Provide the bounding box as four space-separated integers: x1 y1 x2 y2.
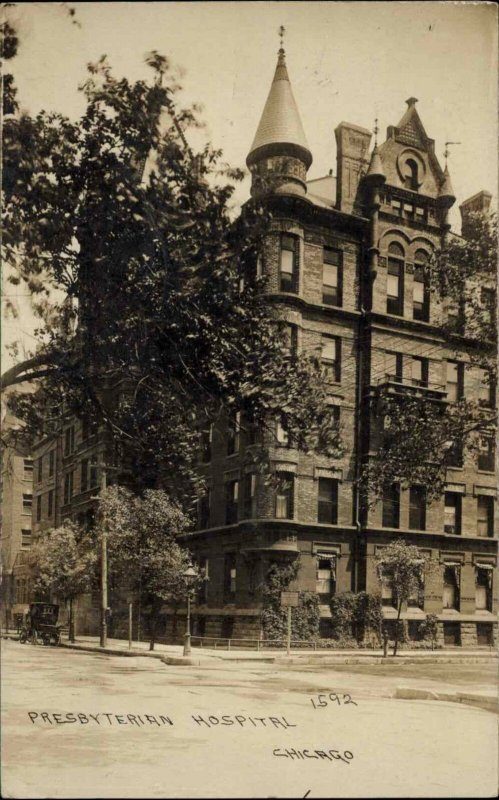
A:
182 564 197 657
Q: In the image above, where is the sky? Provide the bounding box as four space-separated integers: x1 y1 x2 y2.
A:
3 0 498 368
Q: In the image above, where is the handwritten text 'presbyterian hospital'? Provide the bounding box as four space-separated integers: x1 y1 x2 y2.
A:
27 712 297 729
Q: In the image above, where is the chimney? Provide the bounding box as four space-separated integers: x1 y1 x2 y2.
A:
334 122 372 213
459 190 492 238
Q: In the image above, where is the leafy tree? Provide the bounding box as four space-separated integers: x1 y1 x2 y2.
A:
30 521 96 642
99 485 199 650
375 539 431 656
363 211 496 505
260 561 320 642
2 47 340 509
418 613 439 650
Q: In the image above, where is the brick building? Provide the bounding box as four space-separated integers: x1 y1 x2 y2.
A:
178 47 497 647
0 401 34 628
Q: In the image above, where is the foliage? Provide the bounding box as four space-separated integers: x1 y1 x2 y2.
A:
30 521 96 602
2 50 340 508
99 485 197 649
375 540 431 656
260 560 320 641
418 613 439 647
30 521 96 640
329 591 382 644
428 211 497 375
362 390 490 505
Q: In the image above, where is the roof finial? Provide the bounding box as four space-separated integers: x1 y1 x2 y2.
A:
373 117 379 147
279 24 286 52
443 140 461 169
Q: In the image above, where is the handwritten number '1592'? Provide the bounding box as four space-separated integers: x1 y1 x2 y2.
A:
310 693 358 709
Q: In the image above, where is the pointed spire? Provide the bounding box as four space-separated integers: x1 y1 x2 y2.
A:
363 118 385 186
365 145 386 184
439 164 456 203
246 42 312 169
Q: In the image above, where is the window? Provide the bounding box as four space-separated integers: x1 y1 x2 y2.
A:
22 493 32 514
477 496 494 537
322 248 342 306
280 234 298 293
385 351 403 382
37 456 43 483
256 255 263 279
478 436 495 472
23 459 33 480
387 243 404 316
445 438 463 469
63 471 74 505
225 480 239 525
276 419 290 447
380 570 394 607
443 622 461 646
444 492 461 534
404 158 419 190
198 557 209 604
316 556 336 601
476 623 493 646
318 478 338 524
36 495 42 522
409 485 426 530
481 287 496 332
21 529 31 548
475 567 492 612
89 457 99 488
200 424 213 462
198 490 210 529
446 361 463 402
411 356 428 387
282 323 298 357
477 368 495 408
224 553 237 600
413 251 430 321
81 459 89 492
227 412 240 456
64 426 75 456
382 484 400 528
443 565 460 610
321 336 341 382
275 472 294 519
49 450 55 477
242 473 257 519
48 489 54 518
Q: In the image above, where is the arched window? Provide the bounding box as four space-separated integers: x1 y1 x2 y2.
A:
386 243 404 316
404 159 419 190
413 249 430 321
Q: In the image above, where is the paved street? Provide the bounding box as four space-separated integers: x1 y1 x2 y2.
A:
1 640 497 798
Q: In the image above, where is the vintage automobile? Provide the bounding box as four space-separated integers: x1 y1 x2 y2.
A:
19 603 62 646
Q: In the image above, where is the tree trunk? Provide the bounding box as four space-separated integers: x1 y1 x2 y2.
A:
393 600 403 657
68 597 75 643
148 597 161 651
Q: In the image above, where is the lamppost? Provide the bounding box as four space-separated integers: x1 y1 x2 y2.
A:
183 564 197 657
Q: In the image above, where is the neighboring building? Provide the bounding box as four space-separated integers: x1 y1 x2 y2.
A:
0 406 34 628
30 411 103 633
178 46 497 647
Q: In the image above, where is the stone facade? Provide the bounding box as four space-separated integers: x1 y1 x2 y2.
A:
182 62 497 648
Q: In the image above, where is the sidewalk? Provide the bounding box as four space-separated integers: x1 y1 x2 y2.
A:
4 631 496 665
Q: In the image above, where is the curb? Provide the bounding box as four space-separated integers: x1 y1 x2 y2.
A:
395 686 497 713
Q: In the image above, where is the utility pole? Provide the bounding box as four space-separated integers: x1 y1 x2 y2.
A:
100 467 108 648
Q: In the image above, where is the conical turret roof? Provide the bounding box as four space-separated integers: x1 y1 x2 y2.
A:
247 49 312 168
439 165 456 202
364 144 386 183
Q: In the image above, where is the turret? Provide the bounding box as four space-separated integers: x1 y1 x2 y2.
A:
246 47 312 198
